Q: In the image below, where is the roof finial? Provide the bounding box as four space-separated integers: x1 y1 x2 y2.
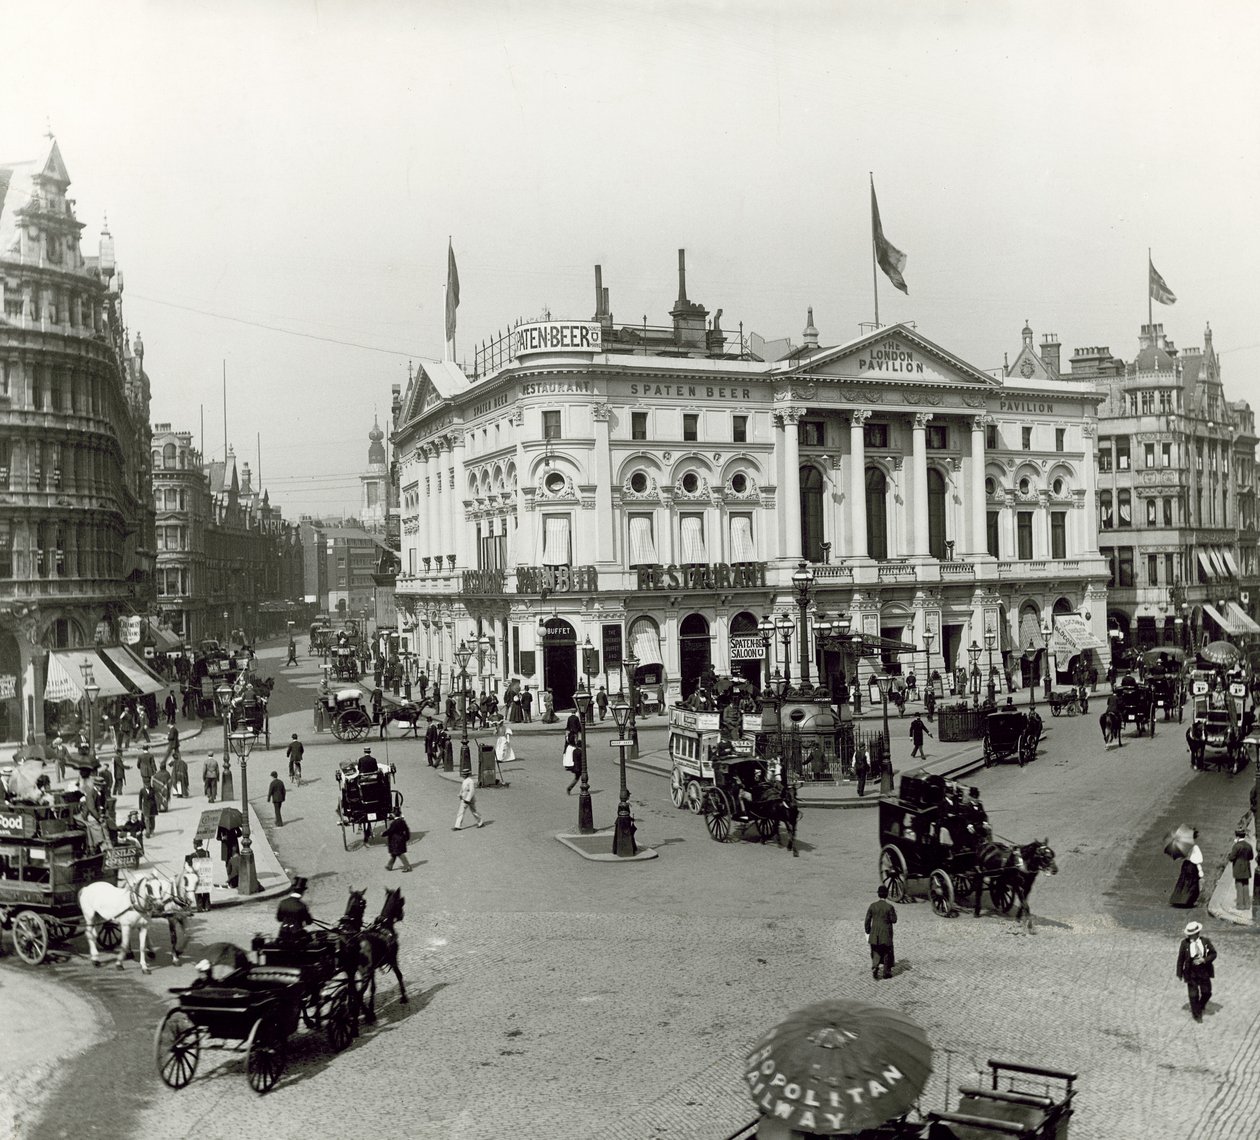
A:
44 116 53 140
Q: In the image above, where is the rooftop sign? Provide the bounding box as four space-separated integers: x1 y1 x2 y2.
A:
512 321 602 358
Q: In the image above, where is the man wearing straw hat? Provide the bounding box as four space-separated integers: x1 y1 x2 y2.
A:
1175 920 1217 1022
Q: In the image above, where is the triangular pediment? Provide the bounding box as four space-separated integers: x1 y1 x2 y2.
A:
777 324 1001 388
1008 343 1053 382
403 373 444 423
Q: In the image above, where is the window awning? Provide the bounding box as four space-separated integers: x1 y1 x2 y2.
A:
1203 603 1249 637
1018 611 1044 658
730 515 756 563
1209 550 1228 578
44 649 132 702
628 516 657 566
541 516 571 566
627 618 662 666
679 515 707 564
1197 551 1216 580
1049 613 1105 657
149 626 183 652
1222 549 1241 578
100 646 166 695
1226 602 1260 636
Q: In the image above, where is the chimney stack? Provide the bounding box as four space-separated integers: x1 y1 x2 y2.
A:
1040 333 1061 377
594 265 603 318
677 248 688 304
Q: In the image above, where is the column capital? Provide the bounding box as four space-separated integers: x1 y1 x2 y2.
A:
592 402 612 423
912 412 935 431
971 414 995 432
774 407 804 427
850 409 873 428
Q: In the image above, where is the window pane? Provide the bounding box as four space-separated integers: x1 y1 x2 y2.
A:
543 411 561 440
986 511 999 558
1051 512 1066 559
1021 426 1032 450
1016 511 1033 560
864 423 888 449
1055 428 1065 452
798 421 824 447
732 415 747 444
683 414 698 442
927 468 946 559
631 412 647 441
926 425 947 449
865 467 887 560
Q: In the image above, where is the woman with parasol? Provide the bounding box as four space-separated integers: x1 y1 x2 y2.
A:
1167 825 1204 908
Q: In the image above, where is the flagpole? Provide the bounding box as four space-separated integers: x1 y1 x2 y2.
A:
870 172 880 327
443 283 450 363
1147 247 1152 334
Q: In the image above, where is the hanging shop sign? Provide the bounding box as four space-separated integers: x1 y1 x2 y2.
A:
636 563 768 591
729 636 764 662
516 566 598 593
512 321 602 358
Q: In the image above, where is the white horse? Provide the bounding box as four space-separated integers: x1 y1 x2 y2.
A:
78 869 197 972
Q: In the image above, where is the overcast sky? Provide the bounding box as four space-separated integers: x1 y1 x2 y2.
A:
4 0 1258 516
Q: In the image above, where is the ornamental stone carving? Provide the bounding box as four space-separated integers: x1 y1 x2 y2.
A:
851 409 873 428
592 403 612 422
913 412 935 430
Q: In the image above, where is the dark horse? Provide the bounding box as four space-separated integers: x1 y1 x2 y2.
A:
1099 709 1122 745
379 702 425 739
742 784 800 857
354 887 408 1021
978 838 1057 931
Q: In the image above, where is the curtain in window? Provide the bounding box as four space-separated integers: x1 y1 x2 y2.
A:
628 516 657 566
541 516 571 565
680 515 707 563
628 617 662 665
926 469 947 559
730 515 756 562
1118 491 1132 526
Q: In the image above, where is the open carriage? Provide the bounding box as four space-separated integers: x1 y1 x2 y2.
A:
698 755 798 852
331 644 360 683
320 689 374 742
335 753 402 849
1047 689 1080 716
1189 695 1244 772
155 936 358 1095
1149 672 1185 722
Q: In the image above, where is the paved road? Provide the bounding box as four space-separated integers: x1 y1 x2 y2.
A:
8 645 1259 1140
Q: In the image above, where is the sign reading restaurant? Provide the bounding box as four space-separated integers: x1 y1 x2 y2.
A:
511 321 602 358
636 562 768 591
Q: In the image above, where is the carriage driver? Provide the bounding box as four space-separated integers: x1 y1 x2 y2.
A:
276 877 314 944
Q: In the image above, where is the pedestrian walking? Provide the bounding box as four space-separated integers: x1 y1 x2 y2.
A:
135 707 151 745
203 753 220 802
50 736 67 783
1171 829 1204 908
162 722 181 764
1175 920 1217 1022
595 686 608 721
171 752 189 799
424 718 439 766
854 745 869 797
286 734 304 783
112 748 126 794
153 761 172 812
164 691 178 726
521 685 533 722
565 740 585 795
384 813 413 871
135 747 156 785
1228 827 1254 911
864 884 897 980
267 771 286 826
138 780 158 838
285 639 299 666
454 772 484 830
909 715 931 759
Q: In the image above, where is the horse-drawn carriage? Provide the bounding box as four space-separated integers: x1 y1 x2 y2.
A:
309 622 333 657
699 755 798 854
1149 672 1185 722
667 705 724 813
982 707 1040 767
335 753 402 849
878 774 1057 922
0 798 136 964
1188 698 1243 772
1115 680 1157 738
331 644 360 683
320 689 374 741
226 678 274 749
1047 689 1080 716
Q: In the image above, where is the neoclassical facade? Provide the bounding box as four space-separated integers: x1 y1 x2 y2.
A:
393 268 1109 709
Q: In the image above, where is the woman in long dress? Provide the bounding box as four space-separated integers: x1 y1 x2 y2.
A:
1171 830 1204 907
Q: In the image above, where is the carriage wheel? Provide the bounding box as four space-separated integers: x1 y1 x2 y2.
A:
99 920 121 951
879 845 908 903
343 711 371 742
755 815 779 841
990 873 1016 914
952 872 976 902
12 911 50 965
326 988 354 1052
331 715 349 742
337 809 350 851
684 780 704 815
669 767 686 808
246 1020 287 1094
703 790 732 842
929 870 956 917
155 1008 201 1089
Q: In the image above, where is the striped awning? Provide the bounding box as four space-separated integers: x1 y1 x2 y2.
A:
1198 551 1216 580
44 648 132 702
1049 613 1105 657
730 515 756 563
541 516 571 565
627 618 662 666
100 646 166 695
628 516 657 566
1203 603 1249 637
1018 611 1043 657
1209 550 1228 578
679 515 707 564
1222 549 1241 578
1226 601 1260 635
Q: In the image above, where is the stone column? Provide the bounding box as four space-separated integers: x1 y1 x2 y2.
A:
849 411 870 558
422 444 437 568
971 416 990 556
433 438 449 570
911 412 932 556
1081 422 1100 555
1035 492 1050 560
1000 494 1015 561
451 430 469 570
778 408 803 561
592 403 614 562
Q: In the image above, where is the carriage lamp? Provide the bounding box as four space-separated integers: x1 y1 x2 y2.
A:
454 639 473 778
573 682 594 833
874 673 892 758
776 613 795 689
611 699 637 857
621 651 640 760
968 640 982 710
227 729 260 896
1041 620 1054 701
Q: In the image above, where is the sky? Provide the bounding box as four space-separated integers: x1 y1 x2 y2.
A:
3 0 1258 517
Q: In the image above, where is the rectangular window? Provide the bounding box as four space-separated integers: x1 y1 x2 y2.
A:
985 424 998 450
732 415 748 444
1163 498 1173 526
1099 489 1113 530
679 513 707 564
1117 489 1132 527
1101 546 1116 588
1021 426 1033 450
1055 428 1065 452
631 411 647 441
1016 511 1033 560
542 411 561 441
864 423 888 449
925 425 948 449
683 413 698 442
730 514 756 562
0 440 9 490
1098 439 1113 472
1161 442 1172 467
1051 512 1066 559
986 511 1000 558
1141 391 1155 415
1116 437 1130 470
1144 443 1155 468
798 420 824 447
0 521 11 577
1159 390 1173 412
1117 547 1135 587
1146 498 1157 526
1147 554 1159 585
541 515 571 565
1164 552 1175 583
627 514 657 567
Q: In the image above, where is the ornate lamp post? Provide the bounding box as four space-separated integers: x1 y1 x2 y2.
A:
1180 602 1191 651
621 651 640 760
757 615 775 694
80 663 100 769
791 561 815 689
813 613 852 702
1041 619 1053 700
580 634 596 724
984 628 997 705
611 698 637 857
874 672 892 758
850 632 864 713
215 682 235 800
573 681 594 833
771 669 788 780
1026 639 1038 709
223 609 229 645
922 628 935 688
776 614 794 689
454 639 473 778
227 729 260 895
476 632 491 698
968 640 982 710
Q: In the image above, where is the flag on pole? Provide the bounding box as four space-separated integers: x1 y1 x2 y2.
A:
1149 257 1176 305
871 180 909 295
445 239 460 343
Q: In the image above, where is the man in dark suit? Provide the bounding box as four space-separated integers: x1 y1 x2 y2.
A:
1175 920 1217 1021
864 884 898 980
424 718 439 765
276 877 313 943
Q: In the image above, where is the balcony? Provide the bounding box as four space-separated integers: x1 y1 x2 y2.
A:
995 559 1081 576
876 559 916 581
939 562 975 577
812 564 853 579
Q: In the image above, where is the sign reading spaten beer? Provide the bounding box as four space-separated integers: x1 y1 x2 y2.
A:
511 321 602 358
729 636 763 662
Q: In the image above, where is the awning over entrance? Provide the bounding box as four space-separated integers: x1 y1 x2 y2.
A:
1209 550 1228 579
1049 613 1105 658
1222 549 1241 578
1018 612 1043 657
100 646 166 695
149 626 182 652
1226 602 1260 636
1202 603 1250 637
627 618 662 666
1197 551 1216 580
44 649 131 701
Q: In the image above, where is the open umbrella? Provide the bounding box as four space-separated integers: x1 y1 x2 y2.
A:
1164 824 1195 860
744 1000 932 1135
217 806 244 831
1200 641 1241 668
1142 647 1187 669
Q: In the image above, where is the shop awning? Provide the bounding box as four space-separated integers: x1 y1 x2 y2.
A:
1222 549 1241 578
149 626 183 652
100 646 166 695
628 619 662 666
1049 613 1105 657
1226 602 1260 635
1197 551 1216 580
44 649 132 702
1202 603 1249 637
1209 550 1228 579
1018 611 1043 657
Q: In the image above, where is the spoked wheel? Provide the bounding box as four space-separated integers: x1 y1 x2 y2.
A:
703 789 732 842
990 872 1016 914
669 767 686 808
754 815 779 841
337 809 350 851
952 872 976 903
99 920 122 951
326 988 354 1052
929 869 956 917
879 845 908 903
246 1020 287 1094
155 1009 201 1089
12 910 50 965
684 781 704 815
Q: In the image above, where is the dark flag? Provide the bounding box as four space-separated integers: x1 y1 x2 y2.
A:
1149 257 1176 305
445 239 460 343
871 180 908 295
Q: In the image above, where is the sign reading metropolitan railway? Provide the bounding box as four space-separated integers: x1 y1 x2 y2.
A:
511 321 602 357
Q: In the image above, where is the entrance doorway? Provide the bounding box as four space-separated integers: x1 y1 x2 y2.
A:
679 613 712 699
729 611 761 689
541 618 577 711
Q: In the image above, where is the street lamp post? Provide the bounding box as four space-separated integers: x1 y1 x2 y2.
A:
776 614 794 689
621 652 640 760
1041 620 1053 701
454 639 473 778
80 663 100 774
611 698 636 857
758 615 775 694
968 640 982 710
851 633 864 713
580 635 596 724
476 632 491 699
792 561 815 690
1026 640 1037 709
874 672 892 760
223 610 229 645
922 629 935 689
771 669 788 781
573 681 594 833
985 629 997 705
227 729 260 895
215 683 236 800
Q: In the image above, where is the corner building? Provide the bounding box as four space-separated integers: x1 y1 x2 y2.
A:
393 262 1109 710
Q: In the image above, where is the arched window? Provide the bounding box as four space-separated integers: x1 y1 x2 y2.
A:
927 468 947 560
800 465 825 563
162 442 176 469
865 467 888 561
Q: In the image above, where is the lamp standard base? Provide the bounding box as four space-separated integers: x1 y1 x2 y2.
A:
577 789 594 834
236 849 260 896
459 740 472 779
612 806 637 857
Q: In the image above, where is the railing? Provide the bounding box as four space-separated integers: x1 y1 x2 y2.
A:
877 559 915 579
996 559 1080 574
939 562 975 576
812 564 853 579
